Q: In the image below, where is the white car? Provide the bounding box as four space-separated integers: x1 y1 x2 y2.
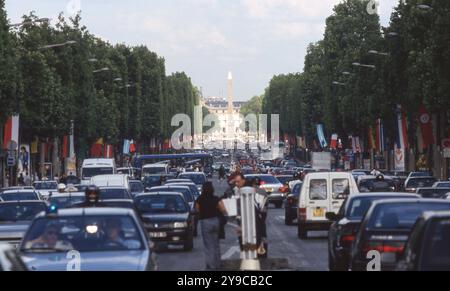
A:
446 193 450 200
90 174 130 190
297 172 359 239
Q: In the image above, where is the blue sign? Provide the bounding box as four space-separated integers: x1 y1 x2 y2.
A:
7 156 16 167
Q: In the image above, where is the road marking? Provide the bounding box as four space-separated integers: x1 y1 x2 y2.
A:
221 246 241 260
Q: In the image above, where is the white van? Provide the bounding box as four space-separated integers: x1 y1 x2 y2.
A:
81 158 116 184
90 174 130 190
142 163 169 176
297 172 358 239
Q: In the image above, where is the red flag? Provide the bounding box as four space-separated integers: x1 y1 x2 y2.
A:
330 134 338 149
368 127 375 150
61 136 69 159
129 140 136 153
104 144 114 158
3 116 19 150
418 104 434 150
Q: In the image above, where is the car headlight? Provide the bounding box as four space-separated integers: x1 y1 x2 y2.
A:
174 222 188 228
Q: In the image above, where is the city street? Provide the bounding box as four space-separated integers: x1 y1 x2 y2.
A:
157 176 328 271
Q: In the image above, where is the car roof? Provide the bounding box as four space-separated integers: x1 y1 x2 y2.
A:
179 172 205 175
0 200 46 205
422 211 450 221
33 181 57 183
35 207 135 218
49 192 85 197
150 185 189 190
136 192 184 198
372 198 450 208
1 190 37 194
349 193 420 199
98 186 128 190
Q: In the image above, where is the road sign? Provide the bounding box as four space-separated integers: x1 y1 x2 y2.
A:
7 140 17 152
7 156 16 167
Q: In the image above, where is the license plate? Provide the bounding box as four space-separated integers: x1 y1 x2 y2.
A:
150 232 167 238
313 208 325 217
266 188 273 193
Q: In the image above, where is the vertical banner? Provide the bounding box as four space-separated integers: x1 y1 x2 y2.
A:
375 119 385 153
69 120 75 158
129 140 136 154
368 127 375 150
123 139 130 155
330 134 338 149
316 124 328 148
418 104 435 150
396 105 409 150
394 147 405 171
3 115 19 149
61 136 69 159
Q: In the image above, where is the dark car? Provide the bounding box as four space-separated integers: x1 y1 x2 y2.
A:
284 182 302 225
129 180 145 197
98 187 133 200
397 211 450 271
177 172 207 192
357 176 397 192
142 174 176 189
48 193 86 209
327 193 419 271
404 177 437 192
350 199 450 271
0 201 48 246
100 199 137 211
416 187 450 199
135 193 195 251
0 190 41 202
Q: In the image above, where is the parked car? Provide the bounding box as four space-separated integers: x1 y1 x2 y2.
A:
298 172 359 239
350 199 450 271
396 211 450 271
327 193 419 271
284 182 302 225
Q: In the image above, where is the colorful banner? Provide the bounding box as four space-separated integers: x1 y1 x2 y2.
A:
375 118 385 153
129 140 136 154
330 134 338 149
395 105 409 150
3 115 19 150
123 139 130 155
418 104 435 150
316 124 328 148
61 136 69 159
394 147 405 171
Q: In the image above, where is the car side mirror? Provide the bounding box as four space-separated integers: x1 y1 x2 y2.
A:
326 212 339 221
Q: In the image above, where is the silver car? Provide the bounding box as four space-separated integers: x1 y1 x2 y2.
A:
245 174 286 208
19 208 155 271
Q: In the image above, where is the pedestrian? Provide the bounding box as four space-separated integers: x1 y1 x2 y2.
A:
24 171 31 186
18 173 25 186
218 165 226 181
195 181 227 270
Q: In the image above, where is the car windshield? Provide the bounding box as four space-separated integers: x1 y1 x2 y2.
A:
21 216 144 252
410 172 431 177
422 219 450 270
143 167 166 176
346 196 413 220
99 189 131 200
48 196 86 209
33 182 57 190
0 203 46 222
149 188 193 203
436 183 450 188
135 195 188 214
82 167 114 179
178 174 206 185
130 182 144 193
1 192 38 201
368 203 450 230
406 178 437 188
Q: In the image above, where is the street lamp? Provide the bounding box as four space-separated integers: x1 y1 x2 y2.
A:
9 18 50 28
93 67 110 74
39 40 77 50
88 58 98 63
368 50 389 56
417 4 432 10
332 81 346 87
352 62 376 69
113 78 123 82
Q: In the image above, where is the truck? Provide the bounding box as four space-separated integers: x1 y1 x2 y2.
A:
311 152 332 171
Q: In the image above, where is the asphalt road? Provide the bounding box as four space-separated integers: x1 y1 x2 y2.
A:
156 176 329 271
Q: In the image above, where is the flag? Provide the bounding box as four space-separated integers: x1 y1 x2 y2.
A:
90 138 104 157
3 115 19 150
316 124 328 148
129 140 136 153
355 137 362 153
375 119 385 153
330 134 338 149
104 144 114 158
351 136 357 153
395 105 409 149
368 127 375 151
418 104 434 150
61 136 69 159
123 139 130 155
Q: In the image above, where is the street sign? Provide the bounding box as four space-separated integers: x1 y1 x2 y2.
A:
7 140 17 152
7 156 16 167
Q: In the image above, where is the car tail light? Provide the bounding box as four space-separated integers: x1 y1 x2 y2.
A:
298 208 306 221
363 241 405 254
259 181 266 188
340 234 355 247
279 186 288 193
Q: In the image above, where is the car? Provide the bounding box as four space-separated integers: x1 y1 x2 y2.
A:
90 174 130 190
117 167 141 180
20 207 155 271
0 186 35 195
0 201 48 247
275 175 296 187
142 174 176 189
129 180 145 197
404 176 438 192
98 187 133 200
0 190 41 202
166 182 200 200
350 199 450 271
74 184 89 192
177 172 207 192
99 199 137 211
81 158 116 184
0 243 27 271
142 164 170 176
327 193 419 271
407 171 432 179
48 192 86 209
357 175 397 192
432 181 450 188
416 187 450 199
396 211 450 271
134 193 195 251
165 179 193 185
352 169 372 175
284 182 302 225
32 181 58 198
245 174 287 208
297 172 359 239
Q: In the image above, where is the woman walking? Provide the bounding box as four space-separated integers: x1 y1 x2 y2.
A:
196 182 227 270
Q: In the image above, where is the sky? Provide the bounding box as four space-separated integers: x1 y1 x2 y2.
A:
5 0 399 101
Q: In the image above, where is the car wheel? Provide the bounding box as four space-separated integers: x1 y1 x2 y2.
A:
298 225 307 239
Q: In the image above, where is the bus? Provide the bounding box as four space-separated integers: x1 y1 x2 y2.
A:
133 153 213 176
